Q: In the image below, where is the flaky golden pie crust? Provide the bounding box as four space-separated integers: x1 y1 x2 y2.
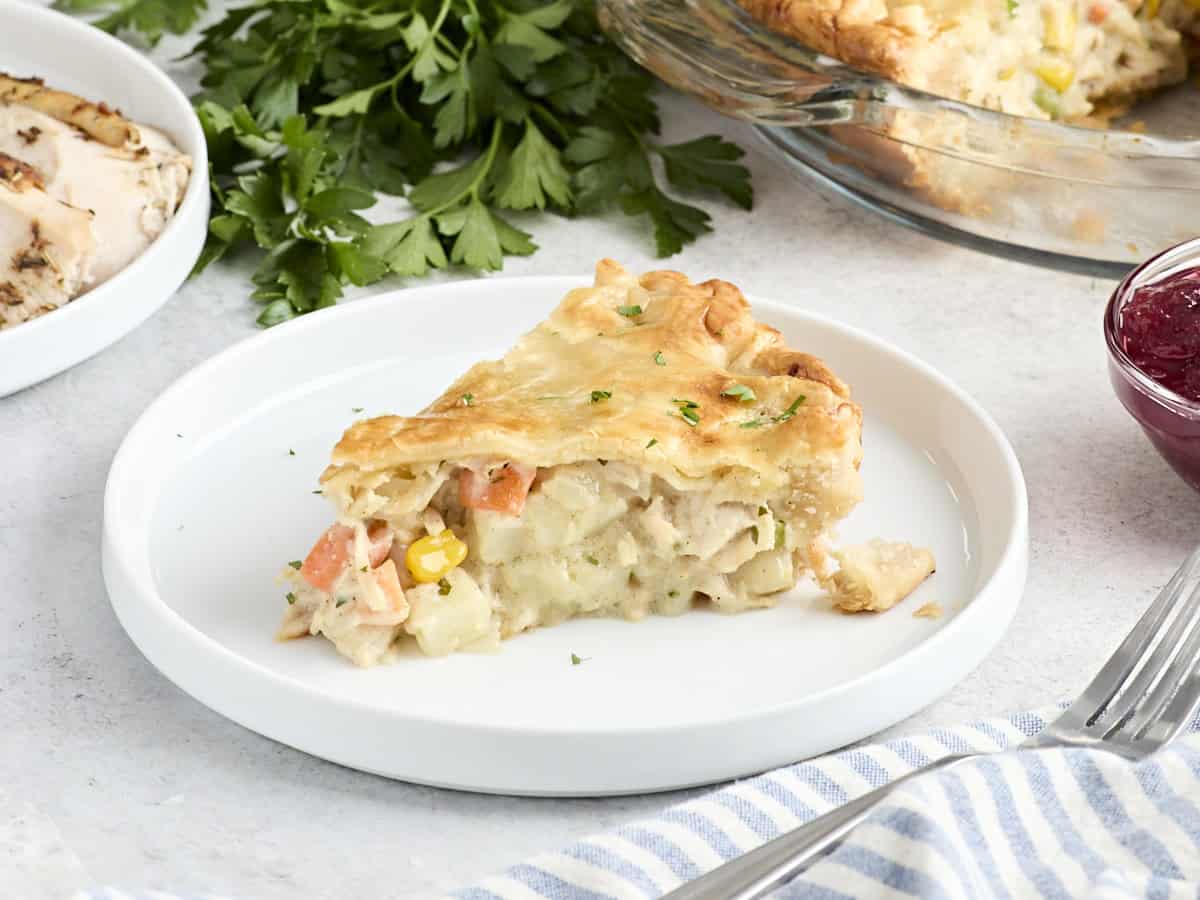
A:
326 259 863 495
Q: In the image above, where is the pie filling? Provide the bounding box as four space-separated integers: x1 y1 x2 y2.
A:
743 0 1200 122
281 458 849 666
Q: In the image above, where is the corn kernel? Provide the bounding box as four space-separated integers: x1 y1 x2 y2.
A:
1042 4 1077 52
1035 58 1075 93
405 529 468 583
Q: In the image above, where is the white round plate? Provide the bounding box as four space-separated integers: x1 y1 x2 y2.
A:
103 276 1028 796
0 3 209 396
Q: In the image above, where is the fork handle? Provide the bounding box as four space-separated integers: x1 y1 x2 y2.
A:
662 752 976 900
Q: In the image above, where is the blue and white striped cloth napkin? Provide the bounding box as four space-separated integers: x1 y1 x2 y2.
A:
73 707 1200 900
453 706 1200 900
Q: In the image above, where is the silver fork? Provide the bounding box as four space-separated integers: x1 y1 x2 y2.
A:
664 547 1200 900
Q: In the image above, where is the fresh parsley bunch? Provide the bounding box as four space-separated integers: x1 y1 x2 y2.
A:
58 0 753 325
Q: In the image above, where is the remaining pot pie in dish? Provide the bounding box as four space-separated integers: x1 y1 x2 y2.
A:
738 0 1200 122
279 260 903 666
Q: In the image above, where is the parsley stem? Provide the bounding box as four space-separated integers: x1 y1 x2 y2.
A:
338 114 367 180
428 0 454 37
530 102 569 143
420 119 505 219
354 0 455 116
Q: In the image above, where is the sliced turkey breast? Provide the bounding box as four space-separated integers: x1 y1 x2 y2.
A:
0 153 96 329
0 75 191 285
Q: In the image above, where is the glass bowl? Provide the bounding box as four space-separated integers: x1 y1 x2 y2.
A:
599 0 1200 276
1105 238 1200 492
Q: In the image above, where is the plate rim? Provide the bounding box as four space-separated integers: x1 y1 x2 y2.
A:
0 2 210 390
102 275 1029 786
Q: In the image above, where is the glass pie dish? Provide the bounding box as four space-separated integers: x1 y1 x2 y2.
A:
598 0 1200 276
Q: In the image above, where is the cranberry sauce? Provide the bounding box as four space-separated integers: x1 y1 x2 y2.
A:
1118 266 1200 403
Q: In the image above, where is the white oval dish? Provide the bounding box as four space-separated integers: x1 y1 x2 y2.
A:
0 3 209 396
102 276 1028 796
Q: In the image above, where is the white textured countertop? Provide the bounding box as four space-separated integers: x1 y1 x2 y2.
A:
5 24 1200 898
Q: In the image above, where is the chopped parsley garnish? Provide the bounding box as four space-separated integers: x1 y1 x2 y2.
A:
1007 0 1018 16
668 590 679 598
312 489 323 494
672 399 700 426
653 351 667 366
646 438 658 449
585 554 600 565
438 578 452 596
591 390 612 403
288 449 296 456
460 393 474 406
775 395 806 422
739 395 807 429
335 597 348 608
286 592 296 605
360 565 368 573
721 384 756 403
758 506 768 516
571 653 590 666
775 521 786 549
351 407 364 413
750 526 759 543
617 304 643 317
288 560 302 570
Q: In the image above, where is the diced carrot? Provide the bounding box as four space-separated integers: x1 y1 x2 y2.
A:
1088 3 1109 23
366 520 394 568
458 462 537 517
300 523 353 592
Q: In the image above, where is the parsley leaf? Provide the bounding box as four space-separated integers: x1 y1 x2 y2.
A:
776 396 807 422
721 384 756 403
672 399 700 426
621 187 712 257
653 351 667 366
55 0 206 44
591 390 612 403
362 217 447 278
658 136 753 210
494 121 571 210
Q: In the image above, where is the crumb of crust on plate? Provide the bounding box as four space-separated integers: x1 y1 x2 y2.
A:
913 601 943 619
824 539 936 614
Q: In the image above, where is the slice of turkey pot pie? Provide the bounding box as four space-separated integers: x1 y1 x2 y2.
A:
279 261 866 666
